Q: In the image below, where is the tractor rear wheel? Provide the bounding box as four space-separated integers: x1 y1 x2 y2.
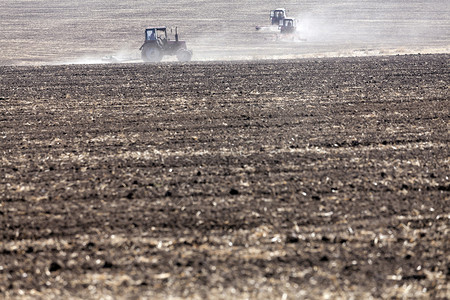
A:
141 45 163 62
176 49 192 62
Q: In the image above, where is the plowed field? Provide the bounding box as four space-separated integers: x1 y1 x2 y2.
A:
1 54 449 299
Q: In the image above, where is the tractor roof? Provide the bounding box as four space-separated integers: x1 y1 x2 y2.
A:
146 27 166 31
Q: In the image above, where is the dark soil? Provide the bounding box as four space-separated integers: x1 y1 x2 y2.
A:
0 54 449 299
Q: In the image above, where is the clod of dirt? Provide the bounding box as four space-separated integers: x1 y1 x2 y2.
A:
230 188 239 195
49 262 62 272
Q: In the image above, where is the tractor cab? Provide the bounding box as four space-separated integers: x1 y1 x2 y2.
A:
280 18 296 34
145 27 168 42
270 8 286 25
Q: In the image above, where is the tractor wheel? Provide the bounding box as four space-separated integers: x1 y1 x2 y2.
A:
176 49 192 62
141 45 163 62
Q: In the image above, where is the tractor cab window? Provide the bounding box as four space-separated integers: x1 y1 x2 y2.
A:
156 29 167 40
273 10 284 18
147 29 156 41
284 19 293 27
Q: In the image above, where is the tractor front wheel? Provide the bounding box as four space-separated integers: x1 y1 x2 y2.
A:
141 45 163 62
176 49 192 62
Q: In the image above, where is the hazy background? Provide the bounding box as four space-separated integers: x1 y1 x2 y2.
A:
0 0 449 65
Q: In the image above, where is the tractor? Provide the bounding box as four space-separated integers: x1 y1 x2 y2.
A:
270 8 286 25
279 18 296 34
140 27 192 62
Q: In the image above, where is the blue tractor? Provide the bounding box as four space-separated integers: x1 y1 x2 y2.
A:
140 27 192 62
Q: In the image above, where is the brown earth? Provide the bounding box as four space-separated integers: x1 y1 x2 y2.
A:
0 54 449 299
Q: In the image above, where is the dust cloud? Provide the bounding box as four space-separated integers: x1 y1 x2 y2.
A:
55 49 141 65
295 1 449 47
